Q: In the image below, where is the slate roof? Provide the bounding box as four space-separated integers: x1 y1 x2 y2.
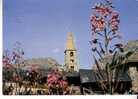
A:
79 69 97 83
79 69 131 83
116 71 131 81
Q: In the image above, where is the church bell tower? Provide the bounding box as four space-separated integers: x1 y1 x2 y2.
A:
64 32 78 72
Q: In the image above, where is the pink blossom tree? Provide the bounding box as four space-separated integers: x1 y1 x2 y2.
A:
47 69 68 95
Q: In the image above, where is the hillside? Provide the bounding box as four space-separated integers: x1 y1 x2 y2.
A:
22 57 61 70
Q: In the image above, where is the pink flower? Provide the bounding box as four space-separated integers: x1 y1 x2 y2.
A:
90 15 105 32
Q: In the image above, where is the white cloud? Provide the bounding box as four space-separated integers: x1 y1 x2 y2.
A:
52 48 60 53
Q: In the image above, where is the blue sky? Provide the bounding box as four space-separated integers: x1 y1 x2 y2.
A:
3 0 138 69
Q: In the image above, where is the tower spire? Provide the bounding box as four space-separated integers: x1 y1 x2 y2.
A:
64 32 79 72
66 32 76 50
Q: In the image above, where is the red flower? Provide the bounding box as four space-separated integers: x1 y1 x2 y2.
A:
109 11 120 32
94 4 112 17
90 15 105 32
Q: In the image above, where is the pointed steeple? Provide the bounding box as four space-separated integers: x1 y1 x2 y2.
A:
66 32 76 50
64 32 79 72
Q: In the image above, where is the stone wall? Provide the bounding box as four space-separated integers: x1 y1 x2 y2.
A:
128 66 138 92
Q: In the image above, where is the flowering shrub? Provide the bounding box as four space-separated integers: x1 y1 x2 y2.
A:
47 69 68 94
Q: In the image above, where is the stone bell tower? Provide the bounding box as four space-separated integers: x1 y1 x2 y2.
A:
64 32 78 72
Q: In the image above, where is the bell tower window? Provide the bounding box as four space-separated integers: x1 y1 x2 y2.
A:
70 52 74 57
71 66 74 68
70 59 74 63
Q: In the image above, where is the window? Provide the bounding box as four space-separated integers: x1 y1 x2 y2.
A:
70 52 74 57
71 66 74 69
70 66 74 71
70 59 74 63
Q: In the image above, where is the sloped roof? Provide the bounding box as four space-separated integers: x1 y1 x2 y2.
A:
79 69 131 83
116 71 131 81
79 69 97 83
